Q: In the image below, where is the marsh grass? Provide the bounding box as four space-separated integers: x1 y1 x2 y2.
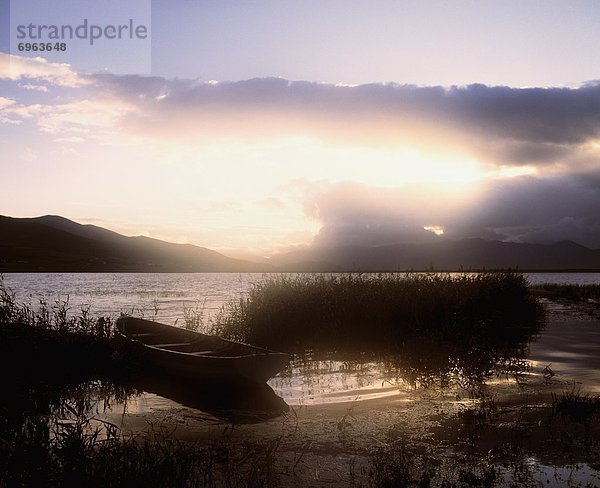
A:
551 390 600 422
444 390 600 485
372 391 600 488
0 275 114 339
0 275 148 388
182 298 208 331
369 440 498 488
0 412 282 487
2 273 584 487
214 271 542 354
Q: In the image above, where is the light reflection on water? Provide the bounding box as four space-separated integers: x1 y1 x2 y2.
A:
269 359 407 404
268 354 530 405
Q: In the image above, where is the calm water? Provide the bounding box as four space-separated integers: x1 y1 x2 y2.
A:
2 272 599 405
3 272 599 326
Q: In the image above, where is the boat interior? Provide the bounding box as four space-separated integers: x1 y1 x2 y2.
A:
129 331 237 355
117 318 262 357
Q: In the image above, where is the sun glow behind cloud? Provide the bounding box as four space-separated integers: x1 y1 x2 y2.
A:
303 144 485 188
3 54 600 253
424 225 444 236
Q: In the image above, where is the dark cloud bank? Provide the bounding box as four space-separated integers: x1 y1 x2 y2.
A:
97 75 600 166
94 75 600 249
304 173 600 250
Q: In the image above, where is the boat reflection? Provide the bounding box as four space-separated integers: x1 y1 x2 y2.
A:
131 373 289 423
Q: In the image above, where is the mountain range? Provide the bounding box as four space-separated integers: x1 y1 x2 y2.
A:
269 238 600 271
0 215 265 272
1 215 599 272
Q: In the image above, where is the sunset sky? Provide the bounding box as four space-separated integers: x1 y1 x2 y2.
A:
2 0 600 257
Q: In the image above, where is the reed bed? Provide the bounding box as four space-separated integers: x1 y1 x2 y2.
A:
0 276 114 339
214 271 543 353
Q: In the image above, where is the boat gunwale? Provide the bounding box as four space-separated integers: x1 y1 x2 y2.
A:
116 316 289 359
141 342 290 361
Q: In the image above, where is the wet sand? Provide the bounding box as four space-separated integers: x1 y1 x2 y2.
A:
105 301 600 486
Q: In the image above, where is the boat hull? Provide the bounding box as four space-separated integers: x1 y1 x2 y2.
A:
116 317 290 385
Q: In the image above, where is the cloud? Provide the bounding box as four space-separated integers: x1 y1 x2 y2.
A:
257 197 286 211
5 62 600 170
18 83 48 92
301 174 600 249
515 217 600 247
444 173 600 248
0 56 121 132
31 99 133 134
79 75 600 170
0 97 22 125
3 61 600 250
19 147 37 162
0 94 134 137
0 97 16 109
0 54 88 87
53 136 85 143
301 181 446 247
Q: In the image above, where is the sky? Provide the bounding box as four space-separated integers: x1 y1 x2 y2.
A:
2 0 600 257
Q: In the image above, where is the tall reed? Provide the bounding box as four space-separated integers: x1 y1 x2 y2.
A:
213 272 542 353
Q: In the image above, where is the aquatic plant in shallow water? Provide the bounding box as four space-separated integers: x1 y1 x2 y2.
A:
214 271 542 353
214 272 543 392
0 275 115 338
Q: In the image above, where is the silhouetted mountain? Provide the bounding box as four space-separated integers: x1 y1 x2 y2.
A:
268 238 600 271
2 215 599 272
0 215 269 272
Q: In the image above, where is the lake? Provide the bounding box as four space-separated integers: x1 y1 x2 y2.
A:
3 272 600 326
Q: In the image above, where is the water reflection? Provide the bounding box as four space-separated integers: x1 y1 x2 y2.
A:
0 375 136 485
271 335 534 404
130 375 289 423
0 367 290 464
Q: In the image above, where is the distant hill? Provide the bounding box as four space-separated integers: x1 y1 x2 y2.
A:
0 215 269 272
2 215 599 272
268 238 600 271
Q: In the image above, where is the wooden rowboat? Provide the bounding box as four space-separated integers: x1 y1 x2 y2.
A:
116 316 290 385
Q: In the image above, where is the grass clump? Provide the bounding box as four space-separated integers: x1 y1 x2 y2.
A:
369 440 498 488
214 272 542 354
551 390 600 422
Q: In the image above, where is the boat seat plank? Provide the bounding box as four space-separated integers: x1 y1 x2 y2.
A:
152 342 194 348
130 332 160 337
189 350 220 356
